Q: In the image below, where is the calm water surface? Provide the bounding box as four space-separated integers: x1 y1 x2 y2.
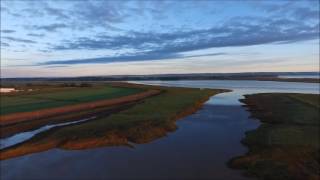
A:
279 75 319 79
1 80 319 180
0 117 96 150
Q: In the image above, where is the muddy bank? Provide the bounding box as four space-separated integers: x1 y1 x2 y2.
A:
229 93 320 180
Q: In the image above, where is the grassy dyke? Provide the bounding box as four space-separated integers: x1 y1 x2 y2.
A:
1 85 143 115
0 83 227 160
229 93 320 180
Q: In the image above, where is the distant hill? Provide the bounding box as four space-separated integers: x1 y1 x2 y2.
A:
1 72 319 83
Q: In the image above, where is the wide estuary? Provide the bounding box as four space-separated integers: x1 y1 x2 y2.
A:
1 80 319 180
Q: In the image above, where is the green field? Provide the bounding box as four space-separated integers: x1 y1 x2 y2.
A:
0 85 144 115
230 93 320 180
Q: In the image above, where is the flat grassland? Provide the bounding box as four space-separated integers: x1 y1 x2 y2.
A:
0 83 226 160
229 93 320 180
1 85 143 115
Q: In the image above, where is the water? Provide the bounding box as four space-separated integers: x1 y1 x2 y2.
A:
279 75 320 79
135 80 319 105
1 80 319 180
0 117 96 150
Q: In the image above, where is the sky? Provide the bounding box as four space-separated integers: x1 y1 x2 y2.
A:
0 0 319 78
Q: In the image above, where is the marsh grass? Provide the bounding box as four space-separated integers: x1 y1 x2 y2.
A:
230 93 320 180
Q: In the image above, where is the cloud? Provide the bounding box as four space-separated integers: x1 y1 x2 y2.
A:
2 36 37 44
39 52 179 65
251 1 319 22
40 52 227 65
1 4 21 17
45 14 319 65
3 1 127 32
71 1 126 24
1 30 16 33
55 17 319 51
2 0 319 68
1 42 10 47
1 6 8 12
32 23 67 32
53 1 128 30
293 7 319 20
44 65 69 68
44 6 69 20
27 33 45 37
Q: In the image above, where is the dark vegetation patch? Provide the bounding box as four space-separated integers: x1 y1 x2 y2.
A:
229 93 320 180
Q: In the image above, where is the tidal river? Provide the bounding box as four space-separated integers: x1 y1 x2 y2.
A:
1 80 319 180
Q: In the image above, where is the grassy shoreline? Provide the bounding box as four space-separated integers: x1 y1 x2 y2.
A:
2 75 319 84
0 83 228 160
229 93 320 180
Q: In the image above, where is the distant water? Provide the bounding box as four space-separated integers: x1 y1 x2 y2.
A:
135 80 319 105
279 75 320 79
1 80 319 180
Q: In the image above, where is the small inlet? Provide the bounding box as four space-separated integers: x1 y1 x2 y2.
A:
0 117 96 150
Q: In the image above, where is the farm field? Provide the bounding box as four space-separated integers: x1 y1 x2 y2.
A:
0 85 144 115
